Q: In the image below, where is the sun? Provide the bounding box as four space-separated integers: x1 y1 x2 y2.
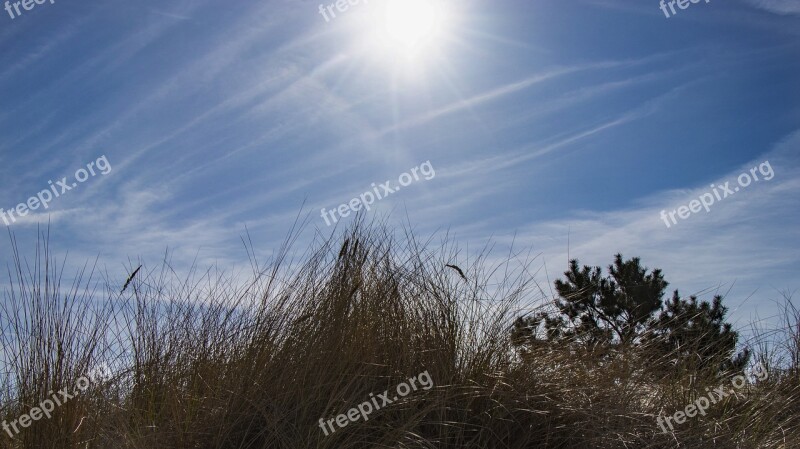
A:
384 0 441 48
362 0 451 63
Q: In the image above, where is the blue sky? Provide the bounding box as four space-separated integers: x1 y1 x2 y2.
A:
0 0 798 336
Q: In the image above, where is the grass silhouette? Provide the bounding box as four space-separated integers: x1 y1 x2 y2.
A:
0 221 797 448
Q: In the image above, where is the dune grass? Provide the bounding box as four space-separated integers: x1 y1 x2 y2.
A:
0 221 798 448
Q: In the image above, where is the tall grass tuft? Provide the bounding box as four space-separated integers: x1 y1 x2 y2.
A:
0 221 797 448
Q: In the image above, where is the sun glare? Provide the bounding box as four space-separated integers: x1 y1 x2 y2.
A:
362 0 450 64
385 0 440 47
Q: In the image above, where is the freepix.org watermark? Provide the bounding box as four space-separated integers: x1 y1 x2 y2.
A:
0 155 112 226
659 0 711 19
2 375 90 438
320 161 435 226
318 0 369 23
660 160 774 228
318 370 434 436
656 364 769 434
4 0 57 20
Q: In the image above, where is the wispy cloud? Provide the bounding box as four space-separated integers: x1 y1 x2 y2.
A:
744 0 800 15
457 130 800 333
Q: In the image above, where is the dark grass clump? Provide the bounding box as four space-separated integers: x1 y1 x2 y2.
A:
0 221 798 449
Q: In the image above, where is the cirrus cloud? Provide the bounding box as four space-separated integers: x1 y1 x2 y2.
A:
744 0 800 15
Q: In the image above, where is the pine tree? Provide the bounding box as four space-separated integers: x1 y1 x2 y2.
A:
512 254 747 372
